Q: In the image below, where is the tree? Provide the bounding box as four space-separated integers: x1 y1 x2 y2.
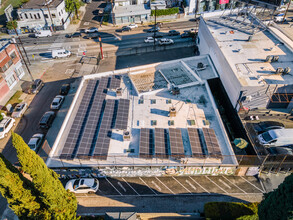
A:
65 0 80 19
12 133 79 219
258 173 293 220
6 20 18 30
0 154 48 219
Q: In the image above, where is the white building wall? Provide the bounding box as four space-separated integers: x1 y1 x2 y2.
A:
197 17 242 108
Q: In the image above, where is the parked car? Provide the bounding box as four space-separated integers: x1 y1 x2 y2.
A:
153 34 164 39
168 30 180 36
60 84 70 95
127 23 138 29
274 13 286 22
267 146 293 155
144 37 157 43
257 128 293 147
0 117 15 139
12 102 28 118
50 95 65 110
27 133 44 151
159 38 174 45
147 27 160 32
85 27 99 33
29 79 44 94
117 26 131 32
35 30 52 38
181 32 191 38
65 178 99 194
253 121 284 134
39 111 55 129
85 33 100 39
67 32 82 38
157 22 163 27
52 49 71 59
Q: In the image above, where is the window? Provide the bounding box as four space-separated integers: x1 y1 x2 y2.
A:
15 66 24 78
34 14 37 19
37 13 41 19
59 12 61 16
7 59 13 67
44 14 49 18
30 13 33 19
6 74 16 87
10 52 17 60
138 99 144 104
151 99 156 104
61 9 63 14
5 119 11 129
168 120 175 126
25 13 28 19
19 14 23 19
151 120 157 126
51 13 56 18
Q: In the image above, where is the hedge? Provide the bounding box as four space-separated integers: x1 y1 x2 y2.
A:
204 202 259 220
151 7 179 16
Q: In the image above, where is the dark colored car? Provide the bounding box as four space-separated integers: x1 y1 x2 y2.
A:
39 111 55 129
60 84 70 95
67 32 82 38
117 26 131 32
168 30 180 36
29 79 44 94
181 32 191 38
253 121 285 134
147 27 160 32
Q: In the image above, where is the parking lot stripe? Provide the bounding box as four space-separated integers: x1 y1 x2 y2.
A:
117 182 127 192
240 176 265 193
139 177 157 195
122 178 140 196
105 177 123 196
151 181 162 191
185 180 197 191
188 177 210 194
218 179 232 189
172 177 192 194
222 176 247 194
155 177 175 194
205 176 228 194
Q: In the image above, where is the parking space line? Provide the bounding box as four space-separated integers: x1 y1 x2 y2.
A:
240 176 265 193
185 180 197 191
151 181 162 191
105 177 122 196
205 176 228 194
188 176 210 194
219 179 232 189
139 177 157 195
222 176 247 194
122 178 140 196
172 176 192 194
155 177 175 194
117 182 126 192
259 179 266 193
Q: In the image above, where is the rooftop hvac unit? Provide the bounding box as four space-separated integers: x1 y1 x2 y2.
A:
247 35 253 41
123 130 130 141
197 62 204 69
283 67 291 75
172 86 180 95
272 55 279 62
116 88 122 96
169 107 176 117
276 67 284 74
265 55 273 62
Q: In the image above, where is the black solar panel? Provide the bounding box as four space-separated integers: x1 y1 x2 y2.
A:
188 128 204 157
139 128 154 158
154 128 168 158
169 128 185 157
202 128 222 158
92 99 116 159
115 99 130 130
109 75 121 89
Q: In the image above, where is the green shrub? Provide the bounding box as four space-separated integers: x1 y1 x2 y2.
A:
204 202 259 220
0 114 3 122
151 7 179 16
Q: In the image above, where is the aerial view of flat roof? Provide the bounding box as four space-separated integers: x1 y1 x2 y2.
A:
48 56 237 167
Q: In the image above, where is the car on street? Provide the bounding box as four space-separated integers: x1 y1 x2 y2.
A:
116 26 131 32
168 30 180 36
147 27 160 32
50 95 65 110
35 30 52 38
60 84 70 95
29 79 44 94
181 32 191 38
85 27 99 33
127 23 138 29
27 133 44 151
66 32 82 38
39 111 55 129
12 102 28 118
52 49 71 59
159 38 174 45
85 33 100 39
253 121 284 134
0 117 15 139
144 36 157 43
65 178 99 194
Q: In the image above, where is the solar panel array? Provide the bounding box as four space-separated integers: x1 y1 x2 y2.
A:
154 128 168 158
202 128 222 157
169 128 185 157
139 128 153 158
109 75 121 89
188 128 204 157
115 99 130 130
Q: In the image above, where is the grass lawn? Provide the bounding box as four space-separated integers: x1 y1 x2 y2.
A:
6 90 23 106
0 0 23 27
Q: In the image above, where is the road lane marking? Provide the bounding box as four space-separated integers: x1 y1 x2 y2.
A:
240 176 265 193
219 179 232 189
155 177 175 194
222 176 247 194
151 180 162 191
188 177 210 194
118 182 126 192
105 177 122 196
205 176 228 194
139 177 157 195
122 178 140 196
185 180 197 191
172 176 192 194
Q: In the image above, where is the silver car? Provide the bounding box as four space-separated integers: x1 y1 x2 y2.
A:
50 95 65 110
65 178 99 194
27 133 44 151
12 102 28 118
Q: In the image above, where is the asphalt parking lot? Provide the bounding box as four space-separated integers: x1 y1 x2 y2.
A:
73 176 265 197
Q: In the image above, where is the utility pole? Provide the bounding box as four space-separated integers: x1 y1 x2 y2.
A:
12 37 34 82
153 6 157 48
74 0 79 19
45 0 56 32
282 0 291 24
99 35 104 60
13 27 31 65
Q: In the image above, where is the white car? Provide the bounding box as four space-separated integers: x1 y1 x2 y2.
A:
159 38 174 45
127 23 138 29
50 95 64 110
144 37 157 43
27 134 44 151
65 178 99 194
0 117 15 139
85 27 99 33
12 102 28 118
52 49 71 59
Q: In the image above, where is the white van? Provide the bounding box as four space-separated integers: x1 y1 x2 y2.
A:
274 13 286 23
35 30 52 38
52 49 71 59
257 128 293 147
